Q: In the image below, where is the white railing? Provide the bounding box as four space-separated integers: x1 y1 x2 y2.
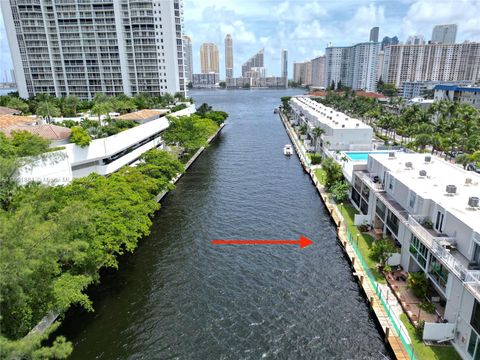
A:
465 271 480 300
356 171 385 192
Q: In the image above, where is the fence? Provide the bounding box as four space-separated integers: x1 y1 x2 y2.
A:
345 228 416 359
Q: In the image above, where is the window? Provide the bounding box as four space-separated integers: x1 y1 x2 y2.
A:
435 211 444 232
388 174 394 190
410 235 428 268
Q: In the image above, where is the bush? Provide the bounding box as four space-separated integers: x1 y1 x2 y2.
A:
70 126 91 147
419 301 436 314
171 103 187 113
407 272 428 299
330 180 349 202
370 238 397 268
310 154 322 165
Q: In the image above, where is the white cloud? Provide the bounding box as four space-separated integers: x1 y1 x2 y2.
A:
290 20 325 40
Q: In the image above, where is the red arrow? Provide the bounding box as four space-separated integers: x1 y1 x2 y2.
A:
211 235 313 249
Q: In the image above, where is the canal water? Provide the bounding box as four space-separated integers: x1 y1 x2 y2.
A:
62 89 390 359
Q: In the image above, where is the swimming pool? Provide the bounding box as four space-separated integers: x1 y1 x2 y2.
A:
344 151 389 161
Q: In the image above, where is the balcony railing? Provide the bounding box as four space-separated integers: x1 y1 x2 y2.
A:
355 171 385 192
405 215 480 301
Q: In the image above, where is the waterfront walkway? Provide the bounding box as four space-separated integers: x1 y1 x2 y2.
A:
279 111 412 360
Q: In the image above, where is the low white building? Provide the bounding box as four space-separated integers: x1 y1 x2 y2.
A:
434 85 480 109
350 152 480 359
18 105 195 184
289 96 373 153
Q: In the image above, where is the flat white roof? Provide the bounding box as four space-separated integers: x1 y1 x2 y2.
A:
291 96 371 130
370 152 480 232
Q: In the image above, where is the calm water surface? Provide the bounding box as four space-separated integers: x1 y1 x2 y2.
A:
62 89 390 359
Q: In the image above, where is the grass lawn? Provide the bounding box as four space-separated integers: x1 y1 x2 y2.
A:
400 314 461 360
314 168 326 186
337 202 386 283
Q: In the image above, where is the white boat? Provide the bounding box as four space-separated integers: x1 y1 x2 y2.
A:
283 144 293 156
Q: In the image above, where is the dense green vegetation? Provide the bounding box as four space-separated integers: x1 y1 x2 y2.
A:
58 117 138 140
318 92 480 165
0 105 227 359
0 92 190 118
162 109 228 160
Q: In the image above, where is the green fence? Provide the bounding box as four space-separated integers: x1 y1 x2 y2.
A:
345 228 416 360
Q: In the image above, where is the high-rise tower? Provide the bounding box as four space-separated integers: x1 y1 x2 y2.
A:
1 0 186 99
200 43 220 73
281 49 288 88
225 34 233 78
183 35 193 83
431 24 457 44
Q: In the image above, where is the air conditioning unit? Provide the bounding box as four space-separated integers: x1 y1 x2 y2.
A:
342 124 345 128
405 162 413 169
419 170 427 177
468 196 479 207
465 178 473 185
446 185 457 194
356 123 359 127
425 155 431 163
388 152 395 158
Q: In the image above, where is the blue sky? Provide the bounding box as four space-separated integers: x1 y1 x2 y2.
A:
1 0 479 81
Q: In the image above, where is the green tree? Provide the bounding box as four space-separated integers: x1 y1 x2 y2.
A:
311 127 325 152
70 126 91 147
370 238 397 268
330 180 349 202
321 157 344 189
5 96 29 114
36 101 61 123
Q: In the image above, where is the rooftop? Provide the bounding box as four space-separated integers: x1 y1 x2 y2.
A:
0 124 71 140
291 96 372 130
115 109 169 122
369 152 480 232
0 114 36 128
434 84 480 93
0 106 21 116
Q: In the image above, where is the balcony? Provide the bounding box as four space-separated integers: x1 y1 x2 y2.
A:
355 171 385 192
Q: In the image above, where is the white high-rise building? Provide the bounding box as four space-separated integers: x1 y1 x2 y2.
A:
281 49 288 88
432 24 458 44
225 34 233 78
183 35 193 83
1 0 186 99
382 42 480 88
406 35 426 45
324 42 380 92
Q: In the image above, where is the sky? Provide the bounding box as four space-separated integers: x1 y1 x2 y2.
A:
1 0 479 81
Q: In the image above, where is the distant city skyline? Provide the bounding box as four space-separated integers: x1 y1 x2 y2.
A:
1 0 479 81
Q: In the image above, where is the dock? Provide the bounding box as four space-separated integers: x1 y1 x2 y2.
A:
279 110 412 360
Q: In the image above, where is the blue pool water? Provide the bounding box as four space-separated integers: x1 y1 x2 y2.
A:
345 151 389 161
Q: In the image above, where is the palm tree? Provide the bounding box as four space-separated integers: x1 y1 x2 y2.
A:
312 127 325 153
36 100 61 124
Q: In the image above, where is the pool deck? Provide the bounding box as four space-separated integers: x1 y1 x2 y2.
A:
279 110 411 360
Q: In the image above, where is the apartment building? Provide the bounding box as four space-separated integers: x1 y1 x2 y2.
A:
434 85 480 109
311 56 325 88
225 34 233 78
289 96 373 152
293 61 312 86
191 73 219 88
183 35 193 83
281 49 288 88
241 49 264 77
325 42 380 92
1 0 186 99
350 152 480 359
199 43 219 74
432 24 458 44
382 42 480 89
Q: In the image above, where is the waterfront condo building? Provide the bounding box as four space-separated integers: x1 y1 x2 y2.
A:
432 24 458 44
434 85 480 109
289 96 373 153
183 35 193 83
1 0 186 100
225 34 233 79
241 49 264 77
382 42 480 89
199 43 219 74
293 61 312 86
349 152 480 360
324 42 380 92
